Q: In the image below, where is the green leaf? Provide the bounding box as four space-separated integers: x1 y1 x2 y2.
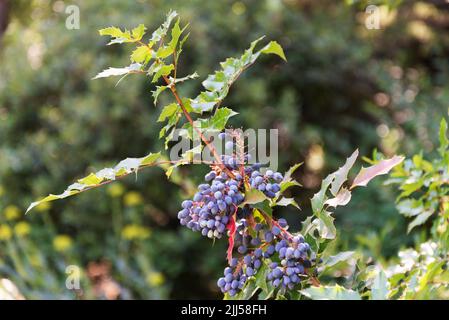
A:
322 251 355 270
150 10 178 43
396 199 423 217
151 64 174 83
93 63 142 79
191 37 286 113
407 208 434 233
27 152 161 213
204 107 238 131
274 197 300 209
330 149 358 196
99 26 132 44
317 211 337 240
324 188 352 208
311 173 335 215
152 86 168 105
283 162 302 183
439 118 448 155
131 45 151 63
255 262 269 293
168 18 183 50
301 285 361 300
371 269 389 300
243 189 268 205
253 200 273 217
157 103 179 122
260 40 287 61
156 46 174 59
169 72 199 84
233 279 258 300
131 24 146 41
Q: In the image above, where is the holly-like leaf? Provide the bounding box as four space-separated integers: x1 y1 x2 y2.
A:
150 10 178 43
324 188 352 208
351 155 405 189
191 37 286 113
322 251 355 270
311 173 335 215
407 208 435 233
27 152 161 213
131 24 146 41
157 103 179 122
99 26 132 45
151 63 174 83
152 86 168 105
93 63 142 79
274 197 300 209
242 189 268 205
317 211 337 240
131 45 151 63
330 149 358 196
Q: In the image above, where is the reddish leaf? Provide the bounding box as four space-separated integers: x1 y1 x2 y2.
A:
226 212 237 265
350 155 404 189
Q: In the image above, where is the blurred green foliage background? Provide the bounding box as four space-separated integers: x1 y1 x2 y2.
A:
0 0 448 299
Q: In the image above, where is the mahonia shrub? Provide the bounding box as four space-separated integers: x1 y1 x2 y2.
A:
27 11 403 300
376 119 449 299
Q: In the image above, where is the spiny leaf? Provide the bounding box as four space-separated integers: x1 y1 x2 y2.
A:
93 63 142 79
151 63 174 83
150 10 178 43
131 24 146 41
157 103 179 122
324 188 352 208
27 152 161 213
131 45 151 63
260 41 287 61
190 37 286 113
274 197 300 209
242 189 268 205
311 173 335 215
152 86 168 105
330 149 358 196
322 251 355 270
350 155 405 189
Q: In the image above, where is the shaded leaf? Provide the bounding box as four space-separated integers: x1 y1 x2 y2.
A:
407 209 434 233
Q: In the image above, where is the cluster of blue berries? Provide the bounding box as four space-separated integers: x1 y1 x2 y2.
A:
219 217 313 296
249 169 282 198
267 235 311 289
178 130 315 297
178 171 244 239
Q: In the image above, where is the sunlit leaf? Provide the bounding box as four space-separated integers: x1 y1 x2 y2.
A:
330 149 358 196
27 152 161 213
93 63 142 79
324 188 352 208
351 155 405 189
